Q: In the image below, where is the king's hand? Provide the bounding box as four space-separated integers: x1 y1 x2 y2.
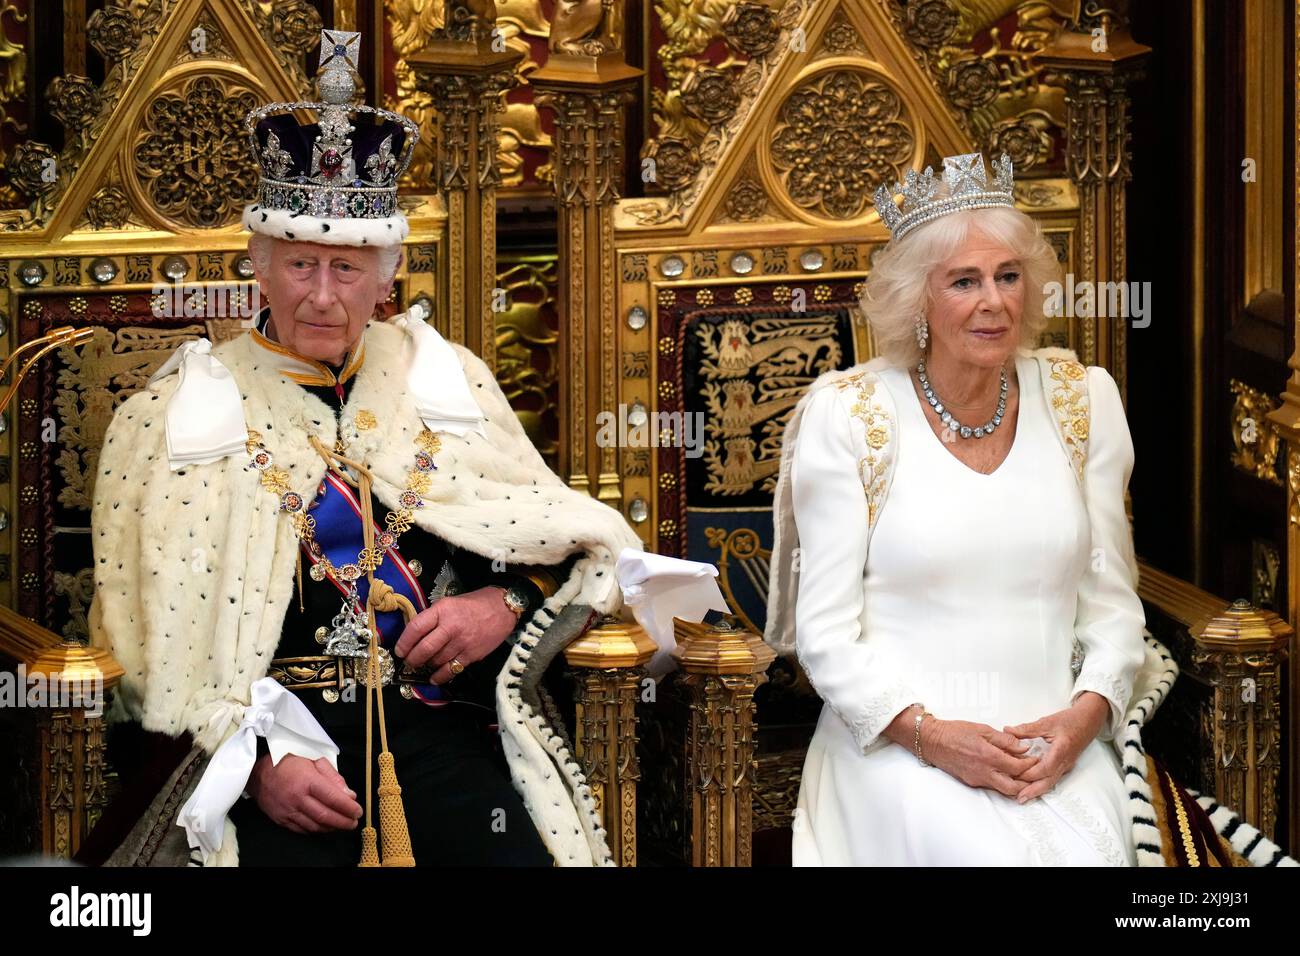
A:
392 587 519 685
248 754 362 834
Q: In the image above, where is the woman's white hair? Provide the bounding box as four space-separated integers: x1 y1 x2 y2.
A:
246 233 402 284
858 204 1061 368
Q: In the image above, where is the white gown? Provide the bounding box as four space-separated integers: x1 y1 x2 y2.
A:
788 354 1146 866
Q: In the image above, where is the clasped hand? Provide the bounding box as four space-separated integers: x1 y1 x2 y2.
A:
909 691 1111 803
392 585 519 686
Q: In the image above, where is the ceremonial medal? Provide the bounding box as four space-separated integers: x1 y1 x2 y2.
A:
323 584 373 658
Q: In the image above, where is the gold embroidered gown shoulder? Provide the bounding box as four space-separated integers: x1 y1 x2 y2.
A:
787 354 1145 865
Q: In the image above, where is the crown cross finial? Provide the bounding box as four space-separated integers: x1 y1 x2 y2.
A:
319 29 361 73
871 152 1017 242
944 153 987 193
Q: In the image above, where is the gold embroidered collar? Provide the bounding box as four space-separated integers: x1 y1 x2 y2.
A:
250 311 365 388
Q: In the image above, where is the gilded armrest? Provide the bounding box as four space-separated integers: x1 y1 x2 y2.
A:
0 603 123 859
1137 559 1290 839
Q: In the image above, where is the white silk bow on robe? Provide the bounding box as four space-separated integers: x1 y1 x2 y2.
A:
391 302 488 439
177 678 339 863
147 338 248 470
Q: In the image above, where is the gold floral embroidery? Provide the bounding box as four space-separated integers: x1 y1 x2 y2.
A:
832 371 894 528
1044 357 1090 483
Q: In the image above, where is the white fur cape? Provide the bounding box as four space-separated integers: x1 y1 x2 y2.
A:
87 314 643 866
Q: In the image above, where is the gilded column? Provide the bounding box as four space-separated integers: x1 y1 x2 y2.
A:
1036 6 1150 400
1191 601 1290 840
406 1 524 367
28 638 123 858
674 617 775 867
529 8 642 499
563 615 657 867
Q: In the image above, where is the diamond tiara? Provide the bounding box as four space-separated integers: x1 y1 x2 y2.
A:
872 152 1016 242
243 29 419 234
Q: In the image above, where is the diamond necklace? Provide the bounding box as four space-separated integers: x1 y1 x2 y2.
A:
915 360 1008 439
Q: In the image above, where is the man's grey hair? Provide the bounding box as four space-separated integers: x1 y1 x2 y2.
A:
246 233 402 284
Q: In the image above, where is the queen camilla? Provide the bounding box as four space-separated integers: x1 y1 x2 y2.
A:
764 152 1148 866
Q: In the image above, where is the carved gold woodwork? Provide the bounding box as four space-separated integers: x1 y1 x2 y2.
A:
550 0 623 56
130 73 262 231
1190 601 1290 839
877 0 1077 172
626 0 1075 228
407 2 525 366
387 0 452 191
1036 15 1149 392
531 35 642 501
752 747 804 833
1229 379 1282 485
333 0 358 32
495 252 560 464
650 0 1077 203
563 615 657 867
387 0 552 192
1251 540 1281 612
765 68 915 222
0 603 123 858
0 0 28 206
704 527 771 637
1138 562 1292 845
674 616 775 867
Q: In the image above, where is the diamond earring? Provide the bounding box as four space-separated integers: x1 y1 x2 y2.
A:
914 313 928 350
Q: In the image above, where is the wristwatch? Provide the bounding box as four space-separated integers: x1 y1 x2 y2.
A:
499 584 529 618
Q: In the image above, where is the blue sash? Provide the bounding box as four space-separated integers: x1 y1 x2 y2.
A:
305 469 450 704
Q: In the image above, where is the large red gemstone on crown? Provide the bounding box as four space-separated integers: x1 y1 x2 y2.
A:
319 149 343 178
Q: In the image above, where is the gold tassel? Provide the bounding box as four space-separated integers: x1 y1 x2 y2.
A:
359 827 380 867
377 751 415 866
296 546 305 614
305 433 418 868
